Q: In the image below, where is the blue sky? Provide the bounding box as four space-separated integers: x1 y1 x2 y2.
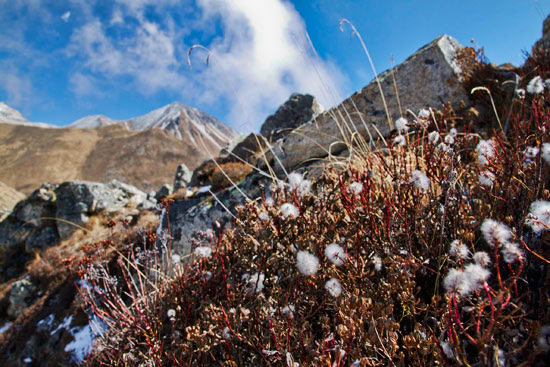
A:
0 0 548 132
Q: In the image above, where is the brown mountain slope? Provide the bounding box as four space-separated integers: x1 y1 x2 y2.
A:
0 123 209 195
0 181 25 219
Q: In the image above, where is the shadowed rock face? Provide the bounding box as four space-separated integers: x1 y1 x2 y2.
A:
260 93 324 142
533 14 550 51
260 35 470 174
0 180 153 279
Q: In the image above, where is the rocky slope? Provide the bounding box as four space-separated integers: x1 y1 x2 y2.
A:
1 14 548 365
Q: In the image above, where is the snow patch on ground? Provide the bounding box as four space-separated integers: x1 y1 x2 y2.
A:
0 322 12 334
64 316 108 363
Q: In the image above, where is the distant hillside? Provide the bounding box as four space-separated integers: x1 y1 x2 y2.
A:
0 123 210 195
0 181 25 219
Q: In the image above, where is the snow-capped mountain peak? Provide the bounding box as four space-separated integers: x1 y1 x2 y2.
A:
70 115 123 129
0 102 57 128
70 102 238 152
0 102 28 123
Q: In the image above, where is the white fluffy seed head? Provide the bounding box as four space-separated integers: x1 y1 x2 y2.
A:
479 170 495 187
527 75 545 94
449 240 469 260
538 325 550 352
348 182 363 195
167 309 176 319
476 139 496 166
281 305 295 318
473 252 491 267
393 135 406 146
443 268 465 294
428 131 440 144
526 200 550 233
280 203 299 218
297 179 312 197
296 251 319 277
501 242 523 264
372 255 382 271
258 211 270 222
288 172 303 190
171 254 181 264
410 170 431 192
418 108 430 119
325 278 342 297
324 244 347 266
244 272 265 293
463 263 490 293
264 197 274 207
524 146 540 163
395 117 409 132
481 219 512 247
444 134 455 145
437 142 453 153
194 246 212 258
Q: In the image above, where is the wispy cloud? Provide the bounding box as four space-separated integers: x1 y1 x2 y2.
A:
0 67 33 111
1 0 347 130
190 0 346 130
69 72 104 98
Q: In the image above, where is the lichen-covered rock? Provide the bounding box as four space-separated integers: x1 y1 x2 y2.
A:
260 35 470 174
0 180 147 279
260 93 324 141
161 173 269 258
55 180 146 239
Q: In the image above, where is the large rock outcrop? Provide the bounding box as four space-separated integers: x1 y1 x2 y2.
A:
533 14 550 51
260 93 324 141
260 35 470 174
0 180 152 278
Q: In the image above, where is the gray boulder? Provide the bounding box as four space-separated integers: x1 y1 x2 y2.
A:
55 180 147 239
173 163 192 192
259 35 470 174
160 173 270 257
260 93 324 142
0 183 58 277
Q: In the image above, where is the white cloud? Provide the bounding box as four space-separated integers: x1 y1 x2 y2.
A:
0 68 33 109
69 72 104 98
192 0 346 130
2 0 347 130
61 11 71 22
67 17 187 94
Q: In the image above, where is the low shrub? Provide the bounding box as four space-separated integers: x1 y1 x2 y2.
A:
76 51 550 366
